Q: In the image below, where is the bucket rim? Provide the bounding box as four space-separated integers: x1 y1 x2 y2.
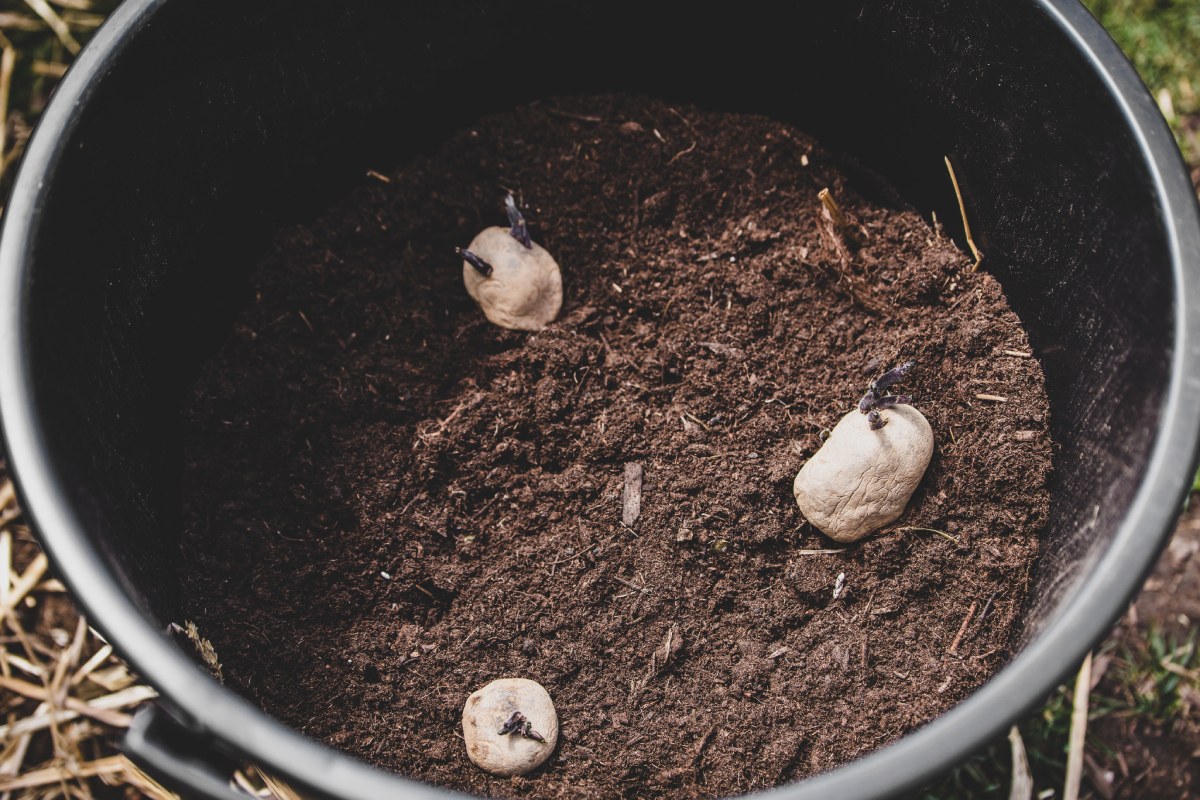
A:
1 1 1199 798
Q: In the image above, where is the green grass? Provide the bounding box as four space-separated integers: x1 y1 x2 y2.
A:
1103 625 1200 721
1084 0 1200 162
914 625 1200 799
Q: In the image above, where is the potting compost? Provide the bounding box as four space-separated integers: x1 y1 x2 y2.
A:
179 94 1052 798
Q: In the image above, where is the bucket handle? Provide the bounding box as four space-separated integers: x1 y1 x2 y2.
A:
123 704 253 799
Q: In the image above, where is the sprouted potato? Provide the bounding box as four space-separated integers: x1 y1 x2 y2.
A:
793 363 933 542
458 194 562 331
462 677 558 776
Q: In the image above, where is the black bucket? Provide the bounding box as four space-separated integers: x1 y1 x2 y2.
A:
2 1 1199 798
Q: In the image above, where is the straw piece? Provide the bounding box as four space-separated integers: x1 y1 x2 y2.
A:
0 13 43 31
1063 652 1092 800
249 764 305 800
945 156 983 272
0 755 125 791
0 553 48 621
49 615 88 705
0 684 157 737
98 756 181 800
0 529 10 613
0 674 142 727
21 0 81 54
46 0 95 10
1007 725 1033 800
183 620 224 682
85 663 135 693
70 643 113 686
0 725 33 778
3 652 44 679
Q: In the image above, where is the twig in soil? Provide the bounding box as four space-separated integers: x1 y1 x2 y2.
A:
455 247 493 277
930 209 943 238
652 623 682 674
668 141 697 164
621 462 644 527
597 330 622 365
975 393 1008 403
819 188 849 228
613 574 651 599
944 156 984 272
666 106 696 132
546 546 596 575
544 106 603 124
416 393 483 446
1063 652 1092 800
895 526 960 545
977 591 1000 627
818 187 868 247
811 194 884 314
1003 349 1032 358
946 601 978 656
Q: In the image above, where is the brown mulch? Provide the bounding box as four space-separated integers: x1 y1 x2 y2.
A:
175 94 1051 799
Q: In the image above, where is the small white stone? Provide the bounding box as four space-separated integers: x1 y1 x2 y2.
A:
793 405 933 543
462 677 558 776
463 227 562 331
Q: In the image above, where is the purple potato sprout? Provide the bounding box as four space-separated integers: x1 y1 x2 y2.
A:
858 361 915 430
498 711 546 743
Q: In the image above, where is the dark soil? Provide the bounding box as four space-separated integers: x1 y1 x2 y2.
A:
178 94 1053 799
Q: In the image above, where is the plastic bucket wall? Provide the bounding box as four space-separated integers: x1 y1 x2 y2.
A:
1 1 1199 798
